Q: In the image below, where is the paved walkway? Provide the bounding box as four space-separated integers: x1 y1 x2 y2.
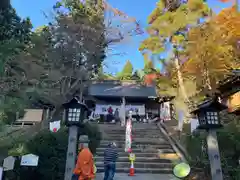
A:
95 173 175 180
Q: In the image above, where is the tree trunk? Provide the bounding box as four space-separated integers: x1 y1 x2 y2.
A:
205 69 212 91
174 57 190 103
203 60 212 93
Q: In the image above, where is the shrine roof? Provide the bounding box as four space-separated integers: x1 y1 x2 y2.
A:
88 80 157 98
218 74 240 96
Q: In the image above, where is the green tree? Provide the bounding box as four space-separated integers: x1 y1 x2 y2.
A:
131 71 141 81
0 0 108 124
117 60 133 80
143 53 155 75
183 7 240 92
94 65 116 80
0 2 32 91
0 1 32 126
139 0 211 119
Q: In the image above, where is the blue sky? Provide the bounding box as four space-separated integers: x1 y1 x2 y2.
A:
12 0 233 74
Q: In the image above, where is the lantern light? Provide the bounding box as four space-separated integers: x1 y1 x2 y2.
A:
191 97 227 130
62 98 89 126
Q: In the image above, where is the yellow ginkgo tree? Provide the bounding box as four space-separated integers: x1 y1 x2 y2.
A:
184 6 240 91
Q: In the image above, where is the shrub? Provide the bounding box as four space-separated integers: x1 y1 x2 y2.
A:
185 120 240 180
5 123 102 180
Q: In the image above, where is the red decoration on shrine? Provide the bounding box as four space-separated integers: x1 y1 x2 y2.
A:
53 128 57 132
144 73 161 85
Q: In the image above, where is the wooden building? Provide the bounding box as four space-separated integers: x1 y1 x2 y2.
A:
14 109 44 126
218 73 240 115
84 80 161 121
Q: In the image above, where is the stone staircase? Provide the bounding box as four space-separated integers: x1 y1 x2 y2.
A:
95 123 182 174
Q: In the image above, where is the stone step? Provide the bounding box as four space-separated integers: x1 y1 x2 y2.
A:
102 128 160 132
94 156 172 163
102 131 162 135
101 138 168 144
95 161 173 169
102 128 161 133
96 151 175 157
100 140 170 146
99 126 158 130
96 167 172 174
96 147 175 154
102 136 165 141
132 135 164 139
102 134 164 139
98 123 157 128
99 143 172 149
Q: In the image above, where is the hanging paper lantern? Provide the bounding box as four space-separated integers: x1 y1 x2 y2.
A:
173 162 191 178
49 121 61 132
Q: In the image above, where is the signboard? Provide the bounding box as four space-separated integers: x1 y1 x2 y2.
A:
20 154 39 166
129 153 136 162
228 91 240 113
95 104 145 115
3 156 15 171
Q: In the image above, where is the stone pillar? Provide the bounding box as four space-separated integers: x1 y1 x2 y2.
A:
64 126 78 180
207 130 223 180
121 97 126 127
45 108 50 120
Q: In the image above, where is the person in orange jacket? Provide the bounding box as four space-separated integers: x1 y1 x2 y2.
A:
73 135 95 180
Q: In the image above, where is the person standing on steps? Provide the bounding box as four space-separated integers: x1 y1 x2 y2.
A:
73 135 95 180
107 106 113 123
103 142 118 180
114 108 120 124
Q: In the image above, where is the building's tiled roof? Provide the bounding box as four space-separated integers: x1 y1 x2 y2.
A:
218 75 240 96
88 80 157 98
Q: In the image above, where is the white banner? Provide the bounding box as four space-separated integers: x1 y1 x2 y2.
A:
160 102 171 121
95 104 145 115
95 105 119 115
125 119 132 152
126 105 145 115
